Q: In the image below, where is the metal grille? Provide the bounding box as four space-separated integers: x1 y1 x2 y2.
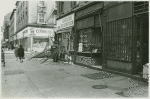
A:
133 1 149 15
104 17 132 61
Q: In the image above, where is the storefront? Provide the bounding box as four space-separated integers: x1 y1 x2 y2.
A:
16 27 54 52
56 13 75 60
102 2 149 74
74 2 103 67
132 1 149 74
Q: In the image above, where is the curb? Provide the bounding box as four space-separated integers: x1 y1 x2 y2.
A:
75 62 148 86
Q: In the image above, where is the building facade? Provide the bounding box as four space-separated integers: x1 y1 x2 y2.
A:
74 1 103 67
2 12 12 48
56 1 78 60
56 1 149 75
14 1 56 52
9 9 17 49
102 1 148 74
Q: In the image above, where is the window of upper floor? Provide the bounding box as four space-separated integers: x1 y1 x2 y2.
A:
37 13 46 24
38 1 46 7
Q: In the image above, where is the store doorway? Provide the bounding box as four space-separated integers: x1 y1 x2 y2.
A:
141 15 149 65
136 14 149 73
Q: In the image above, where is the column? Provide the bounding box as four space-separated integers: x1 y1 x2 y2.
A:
30 36 33 52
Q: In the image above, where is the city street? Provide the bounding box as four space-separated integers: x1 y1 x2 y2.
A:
0 1 149 98
1 51 148 98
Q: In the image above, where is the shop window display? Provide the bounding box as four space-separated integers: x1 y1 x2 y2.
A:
78 29 101 53
58 32 74 60
33 38 48 49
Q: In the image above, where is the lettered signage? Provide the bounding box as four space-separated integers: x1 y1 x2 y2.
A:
57 13 74 30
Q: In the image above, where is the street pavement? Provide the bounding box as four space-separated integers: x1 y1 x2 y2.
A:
1 53 149 98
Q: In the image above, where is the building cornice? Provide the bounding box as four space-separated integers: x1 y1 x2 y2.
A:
56 1 98 20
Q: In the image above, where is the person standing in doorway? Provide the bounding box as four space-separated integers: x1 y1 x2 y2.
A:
18 45 25 63
14 45 19 61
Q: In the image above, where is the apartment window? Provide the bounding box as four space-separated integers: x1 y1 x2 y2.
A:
60 1 64 13
39 1 45 7
38 13 45 24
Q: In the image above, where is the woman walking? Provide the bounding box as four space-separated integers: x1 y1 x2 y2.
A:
14 45 19 61
18 45 25 63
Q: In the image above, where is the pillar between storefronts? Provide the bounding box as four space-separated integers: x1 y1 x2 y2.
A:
30 36 33 52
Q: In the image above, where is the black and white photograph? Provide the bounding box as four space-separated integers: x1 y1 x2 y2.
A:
0 0 149 98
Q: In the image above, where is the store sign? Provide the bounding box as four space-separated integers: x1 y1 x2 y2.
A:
29 28 36 36
16 27 54 40
17 28 29 39
23 29 28 37
57 13 74 30
29 27 54 37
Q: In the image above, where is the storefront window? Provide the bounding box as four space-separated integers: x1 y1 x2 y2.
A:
58 32 73 52
33 38 48 49
78 29 101 53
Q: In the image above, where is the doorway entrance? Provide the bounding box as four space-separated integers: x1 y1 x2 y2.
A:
136 13 149 73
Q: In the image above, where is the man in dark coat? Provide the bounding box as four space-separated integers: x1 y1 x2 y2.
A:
51 45 59 62
18 45 25 63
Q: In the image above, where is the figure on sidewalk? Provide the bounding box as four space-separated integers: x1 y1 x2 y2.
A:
66 52 74 65
18 45 25 63
14 45 19 61
51 45 59 62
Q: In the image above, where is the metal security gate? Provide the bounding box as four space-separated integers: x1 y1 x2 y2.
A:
104 17 132 62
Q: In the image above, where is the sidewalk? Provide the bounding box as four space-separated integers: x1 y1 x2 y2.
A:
1 54 149 98
4 50 31 54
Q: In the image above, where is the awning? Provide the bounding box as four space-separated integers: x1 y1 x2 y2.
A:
57 26 73 34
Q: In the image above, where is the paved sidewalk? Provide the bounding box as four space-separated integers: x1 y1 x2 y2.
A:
3 50 31 54
1 54 149 98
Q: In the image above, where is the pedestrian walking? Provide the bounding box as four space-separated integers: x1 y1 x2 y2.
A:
18 45 25 63
14 45 19 61
51 45 59 62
